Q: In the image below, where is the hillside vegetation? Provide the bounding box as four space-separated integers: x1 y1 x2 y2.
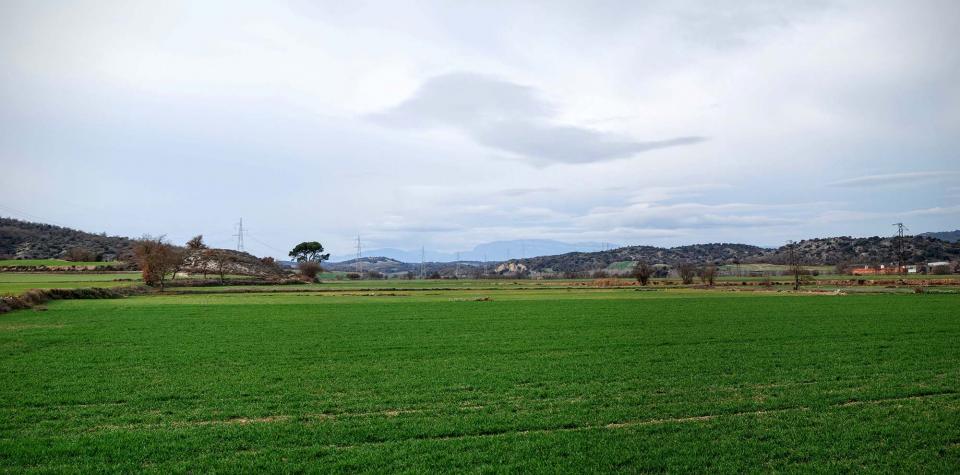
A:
506 237 960 273
0 218 135 261
921 230 960 243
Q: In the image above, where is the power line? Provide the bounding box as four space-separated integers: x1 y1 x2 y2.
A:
245 233 286 255
0 203 68 228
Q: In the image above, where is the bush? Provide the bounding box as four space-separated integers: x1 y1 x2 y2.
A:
297 261 321 280
0 286 151 315
677 263 697 285
64 247 98 262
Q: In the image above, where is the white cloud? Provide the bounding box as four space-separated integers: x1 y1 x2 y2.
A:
1 0 958 257
827 171 959 188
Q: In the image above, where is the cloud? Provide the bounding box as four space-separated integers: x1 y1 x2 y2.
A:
827 171 958 188
370 72 705 164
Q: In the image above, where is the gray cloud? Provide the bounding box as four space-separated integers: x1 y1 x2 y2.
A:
827 171 958 188
370 72 705 164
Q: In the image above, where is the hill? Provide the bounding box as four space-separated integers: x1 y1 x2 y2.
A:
505 237 960 274
920 230 960 243
0 217 135 261
764 235 960 265
0 217 285 276
507 243 772 273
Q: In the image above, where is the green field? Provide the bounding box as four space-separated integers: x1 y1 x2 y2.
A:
0 272 141 296
1 287 958 472
0 259 123 267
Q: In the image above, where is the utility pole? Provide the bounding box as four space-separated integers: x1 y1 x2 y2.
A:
455 252 460 279
234 218 245 252
892 223 907 274
420 246 425 279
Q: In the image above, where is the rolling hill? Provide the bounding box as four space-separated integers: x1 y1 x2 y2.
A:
0 217 136 261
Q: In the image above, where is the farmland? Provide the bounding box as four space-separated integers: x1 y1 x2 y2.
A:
1 284 958 472
0 272 140 296
0 259 124 268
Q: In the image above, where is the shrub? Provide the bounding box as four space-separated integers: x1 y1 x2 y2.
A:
633 261 654 286
297 261 321 281
64 247 98 262
677 263 697 285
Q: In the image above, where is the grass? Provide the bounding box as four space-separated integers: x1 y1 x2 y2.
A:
0 288 957 472
0 259 123 267
0 272 141 296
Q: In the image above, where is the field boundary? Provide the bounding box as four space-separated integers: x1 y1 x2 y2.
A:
0 286 152 314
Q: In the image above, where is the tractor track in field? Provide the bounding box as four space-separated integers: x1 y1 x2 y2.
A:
326 390 958 450
67 390 957 444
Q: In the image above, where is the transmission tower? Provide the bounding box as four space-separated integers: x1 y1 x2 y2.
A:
420 246 425 279
234 218 245 252
356 235 362 275
455 252 460 279
892 222 908 274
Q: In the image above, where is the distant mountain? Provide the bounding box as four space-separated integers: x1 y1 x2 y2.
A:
330 239 617 263
920 230 960 243
0 217 136 261
325 256 488 277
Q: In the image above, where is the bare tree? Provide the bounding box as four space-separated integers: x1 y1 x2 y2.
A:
297 261 321 281
785 240 804 290
209 249 234 284
677 262 697 284
166 247 187 281
633 261 654 286
699 264 717 286
132 236 181 290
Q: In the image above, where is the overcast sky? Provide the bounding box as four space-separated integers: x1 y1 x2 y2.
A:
1 0 958 258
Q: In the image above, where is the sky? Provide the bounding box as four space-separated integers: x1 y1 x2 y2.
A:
1 0 958 260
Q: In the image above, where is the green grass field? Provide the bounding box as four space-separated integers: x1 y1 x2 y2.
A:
0 259 123 268
1 287 957 472
0 272 141 296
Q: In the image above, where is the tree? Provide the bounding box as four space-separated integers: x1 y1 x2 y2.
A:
677 262 696 285
785 240 804 290
132 236 181 290
209 249 234 284
699 264 717 286
64 247 97 262
186 235 208 250
260 256 283 274
289 242 330 267
633 261 654 286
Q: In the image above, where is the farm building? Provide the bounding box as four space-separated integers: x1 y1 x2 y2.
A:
851 264 917 275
